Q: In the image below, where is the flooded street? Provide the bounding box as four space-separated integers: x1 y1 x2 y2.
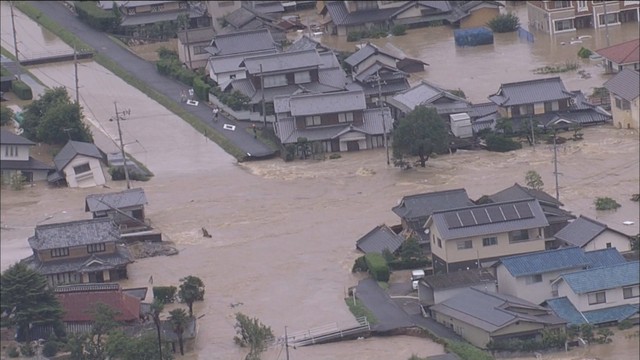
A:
1 2 639 360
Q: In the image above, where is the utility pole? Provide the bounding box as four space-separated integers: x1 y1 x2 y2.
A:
530 116 535 151
74 44 79 104
260 63 266 128
553 128 560 201
9 1 21 81
284 326 290 360
603 1 610 47
111 102 131 189
374 71 390 165
184 21 192 70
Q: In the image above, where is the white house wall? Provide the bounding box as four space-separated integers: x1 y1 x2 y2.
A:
583 231 632 252
62 156 105 188
0 144 31 161
498 265 583 305
557 281 640 313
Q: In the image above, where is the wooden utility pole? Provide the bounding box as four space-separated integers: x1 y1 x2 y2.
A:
260 63 266 128
374 71 390 165
74 44 79 104
285 326 290 360
10 1 21 81
112 102 131 189
553 128 560 201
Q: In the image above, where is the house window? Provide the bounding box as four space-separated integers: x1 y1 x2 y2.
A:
555 19 575 31
525 274 543 284
229 74 237 79
622 99 631 110
127 7 136 15
437 238 442 248
305 115 321 126
509 230 530 243
263 74 287 88
150 4 164 12
482 237 497 246
520 104 534 115
606 242 612 248
51 247 70 258
544 101 559 112
87 243 106 254
554 1 572 8
294 71 311 84
371 135 384 148
73 163 91 175
456 240 472 250
623 286 639 299
179 2 188 9
511 106 520 116
193 45 207 55
5 145 18 157
577 1 588 10
338 112 354 123
599 13 619 26
588 291 606 305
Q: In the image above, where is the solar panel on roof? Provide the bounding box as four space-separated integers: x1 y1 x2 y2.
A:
458 210 476 227
472 208 491 225
514 202 534 219
444 212 462 228
502 204 519 220
486 206 504 223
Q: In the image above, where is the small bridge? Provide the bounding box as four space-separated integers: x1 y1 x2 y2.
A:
277 316 371 348
19 49 93 66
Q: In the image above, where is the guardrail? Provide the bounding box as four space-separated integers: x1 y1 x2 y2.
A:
278 316 370 347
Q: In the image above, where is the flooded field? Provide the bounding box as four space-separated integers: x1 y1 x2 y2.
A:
1 2 639 360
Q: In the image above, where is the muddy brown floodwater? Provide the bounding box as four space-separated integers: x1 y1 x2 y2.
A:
1 2 639 360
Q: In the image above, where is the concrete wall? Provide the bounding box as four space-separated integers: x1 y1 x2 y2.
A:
62 156 105 188
609 94 640 130
583 230 632 252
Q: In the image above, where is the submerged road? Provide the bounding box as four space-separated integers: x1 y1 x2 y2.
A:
27 1 275 160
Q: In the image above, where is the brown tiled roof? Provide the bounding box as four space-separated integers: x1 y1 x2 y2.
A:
595 38 640 65
56 290 140 323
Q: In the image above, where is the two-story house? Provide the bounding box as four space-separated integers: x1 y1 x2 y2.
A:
273 89 392 152
495 246 626 305
206 1 242 32
98 1 210 33
527 1 640 35
48 140 106 188
427 199 550 274
595 38 640 73
85 188 150 233
22 218 133 287
0 129 53 184
387 80 473 122
604 67 640 129
545 261 640 326
488 77 611 131
418 268 497 309
177 27 215 70
554 215 634 252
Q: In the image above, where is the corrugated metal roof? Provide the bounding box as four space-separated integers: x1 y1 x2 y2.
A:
28 218 119 250
85 188 148 213
210 28 276 56
356 224 404 254
499 247 590 277
560 261 639 294
488 77 573 106
554 215 607 248
604 68 640 102
57 289 139 322
243 49 322 74
53 141 103 171
289 90 366 116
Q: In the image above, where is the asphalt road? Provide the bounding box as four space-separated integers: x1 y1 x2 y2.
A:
28 1 275 159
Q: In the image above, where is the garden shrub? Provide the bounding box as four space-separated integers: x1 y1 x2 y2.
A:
485 134 522 152
578 47 592 59
108 166 150 182
618 319 634 330
75 1 118 32
446 341 493 360
364 253 390 282
153 286 177 304
42 341 58 357
11 80 32 100
594 197 621 211
193 76 210 102
388 258 430 271
6 346 19 358
391 24 407 36
352 255 368 273
487 13 520 33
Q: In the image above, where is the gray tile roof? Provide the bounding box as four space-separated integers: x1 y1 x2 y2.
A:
389 80 470 114
498 247 590 277
356 224 405 254
543 297 587 326
22 245 132 275
345 43 401 68
1 158 54 171
322 1 402 27
288 90 366 116
428 199 549 241
0 129 35 145
28 218 119 250
85 188 147 213
176 27 215 44
242 49 323 74
392 188 472 220
209 28 276 56
490 183 563 207
208 49 277 74
559 261 639 294
554 215 607 248
604 68 640 102
318 51 340 69
120 8 201 27
488 77 573 107
250 1 284 14
584 248 626 268
355 62 407 83
287 35 331 53
422 268 495 290
431 288 565 333
318 67 348 90
225 7 262 28
53 140 103 171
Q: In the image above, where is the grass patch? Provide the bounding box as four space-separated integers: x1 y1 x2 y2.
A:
15 2 247 161
344 297 378 325
377 281 389 290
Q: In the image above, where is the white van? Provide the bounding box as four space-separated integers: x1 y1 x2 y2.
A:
411 269 425 290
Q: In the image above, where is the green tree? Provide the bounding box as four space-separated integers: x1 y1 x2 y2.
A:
84 303 121 360
487 12 520 33
1 105 14 126
495 118 513 135
0 263 65 342
150 299 165 360
178 276 205 317
106 330 172 360
399 238 422 260
233 313 274 360
525 170 544 191
392 106 449 167
168 308 189 356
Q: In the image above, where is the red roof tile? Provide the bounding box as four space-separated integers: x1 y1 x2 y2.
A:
56 290 140 323
595 39 640 65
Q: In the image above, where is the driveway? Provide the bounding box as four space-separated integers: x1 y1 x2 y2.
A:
27 1 275 159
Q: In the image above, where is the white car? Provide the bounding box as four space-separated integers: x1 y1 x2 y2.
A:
412 280 419 290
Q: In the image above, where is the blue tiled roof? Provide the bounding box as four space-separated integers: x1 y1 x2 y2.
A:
500 247 590 277
584 248 626 268
544 297 587 326
561 261 640 294
582 304 639 325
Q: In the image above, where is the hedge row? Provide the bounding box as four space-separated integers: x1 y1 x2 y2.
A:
75 1 119 32
388 258 430 271
364 253 390 282
153 286 177 304
12 80 32 100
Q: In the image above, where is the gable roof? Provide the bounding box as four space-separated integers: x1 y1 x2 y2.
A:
287 35 331 53
557 261 639 294
56 286 140 322
28 218 119 250
209 28 276 56
85 188 148 213
603 68 640 102
422 268 495 290
321 1 405 27
389 80 470 114
392 188 472 220
428 199 548 241
177 27 215 44
595 38 640 65
345 43 401 68
488 77 573 107
287 89 366 116
583 248 627 268
242 49 322 74
554 215 620 248
356 224 405 254
431 288 565 333
498 247 590 277
489 183 563 207
53 140 103 171
0 129 35 146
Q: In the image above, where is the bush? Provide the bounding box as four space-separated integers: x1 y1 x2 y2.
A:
157 47 179 60
75 1 119 32
42 341 58 357
6 346 19 358
391 24 407 36
487 13 520 33
618 319 634 330
1 105 14 126
594 197 621 211
11 80 33 100
364 253 390 282
352 255 368 273
329 153 341 159
578 47 592 59
20 343 34 357
485 134 522 152
193 76 210 102
153 286 177 304
388 258 430 270
446 341 493 360
108 166 150 182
